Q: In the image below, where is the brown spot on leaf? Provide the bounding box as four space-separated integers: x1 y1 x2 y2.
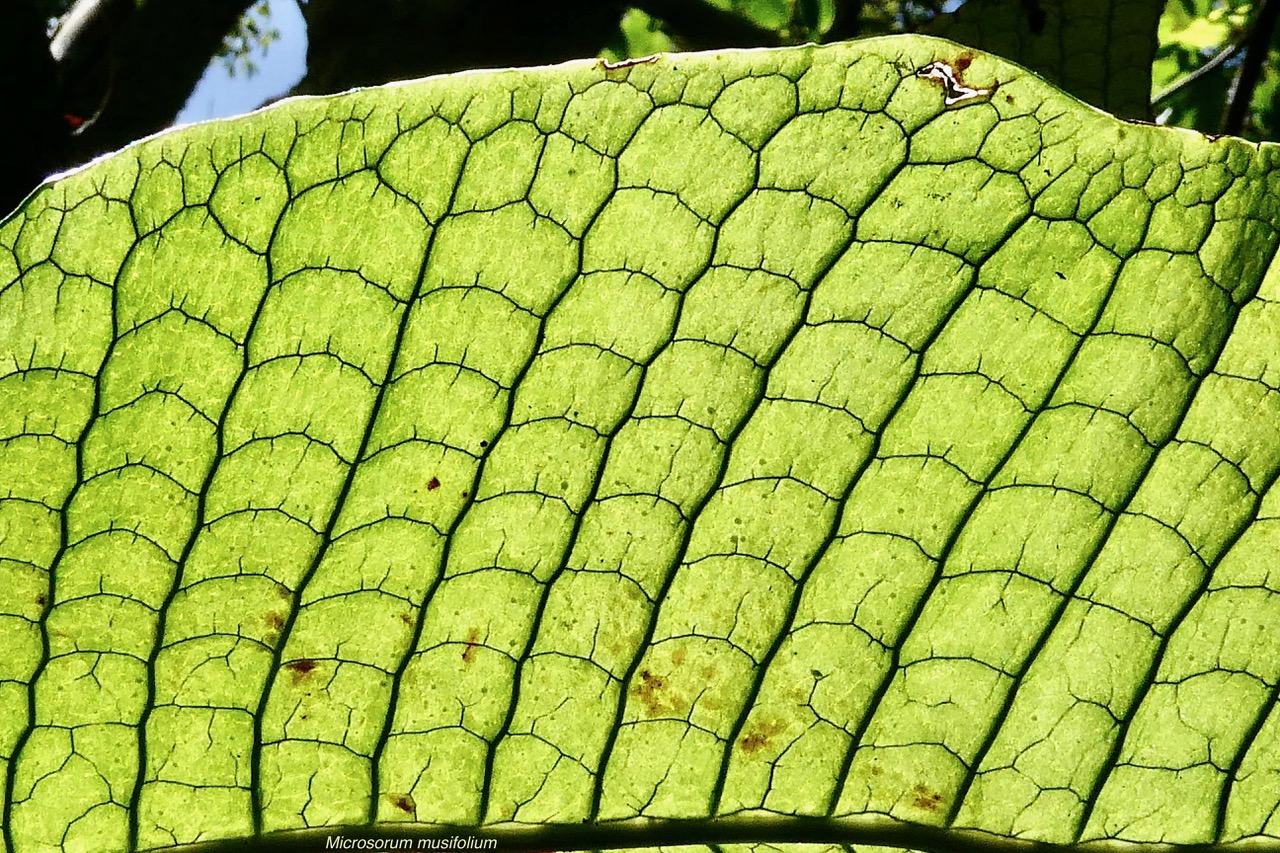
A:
266 612 284 631
427 477 441 491
634 668 669 716
911 784 945 811
35 593 46 607
276 582 292 600
739 718 787 755
400 612 413 626
671 648 686 666
388 792 416 813
285 658 318 681
462 627 481 665
954 51 974 73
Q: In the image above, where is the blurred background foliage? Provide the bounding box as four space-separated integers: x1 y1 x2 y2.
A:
3 0 1279 215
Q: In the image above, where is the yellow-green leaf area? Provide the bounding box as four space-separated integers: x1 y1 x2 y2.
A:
2 33 1280 853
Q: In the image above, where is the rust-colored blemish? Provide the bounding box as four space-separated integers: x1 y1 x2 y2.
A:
738 718 787 755
35 593 46 607
276 582 292 600
462 627 481 665
911 783 945 811
265 612 285 631
400 611 414 626
284 658 318 680
954 51 975 74
671 648 686 666
635 668 668 716
389 792 416 813
427 477 441 491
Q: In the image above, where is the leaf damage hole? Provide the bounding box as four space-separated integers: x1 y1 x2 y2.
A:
916 60 994 106
599 53 660 76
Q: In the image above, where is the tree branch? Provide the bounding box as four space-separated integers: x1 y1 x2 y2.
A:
826 0 865 41
54 0 257 165
1151 40 1242 108
286 0 629 99
0 1 65 215
1222 0 1280 136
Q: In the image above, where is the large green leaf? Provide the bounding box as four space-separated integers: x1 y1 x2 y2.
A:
2 34 1280 853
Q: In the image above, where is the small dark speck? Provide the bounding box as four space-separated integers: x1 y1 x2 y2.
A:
461 490 470 499
36 594 46 607
427 477 441 491
1055 271 1066 280
480 439 489 448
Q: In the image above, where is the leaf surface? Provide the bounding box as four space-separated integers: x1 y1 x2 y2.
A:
1 34 1280 853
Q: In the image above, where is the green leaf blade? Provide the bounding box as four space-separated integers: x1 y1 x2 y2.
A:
2 35 1280 853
